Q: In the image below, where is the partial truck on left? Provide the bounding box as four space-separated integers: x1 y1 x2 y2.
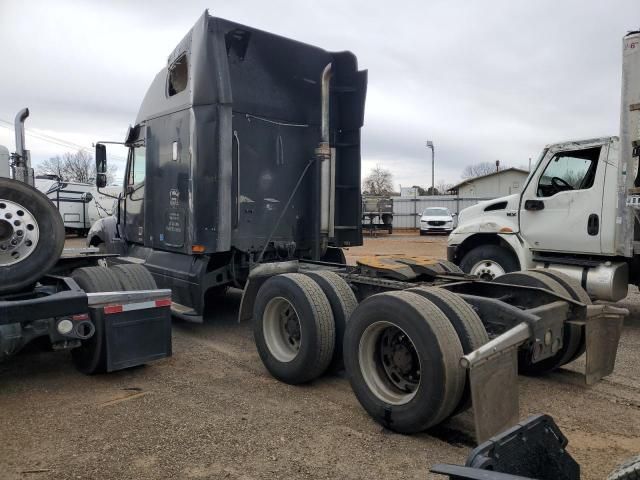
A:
0 109 172 373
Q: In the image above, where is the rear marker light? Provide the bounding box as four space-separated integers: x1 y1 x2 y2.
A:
103 298 171 314
72 313 89 321
104 304 124 315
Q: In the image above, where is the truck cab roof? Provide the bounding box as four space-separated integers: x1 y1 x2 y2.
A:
543 136 618 151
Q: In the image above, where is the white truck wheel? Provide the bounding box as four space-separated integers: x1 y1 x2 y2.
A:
460 245 519 280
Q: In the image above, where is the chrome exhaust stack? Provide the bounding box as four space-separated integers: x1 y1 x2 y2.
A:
12 108 34 186
315 63 334 257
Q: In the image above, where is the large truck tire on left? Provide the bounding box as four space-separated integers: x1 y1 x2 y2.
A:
0 177 65 293
0 109 172 374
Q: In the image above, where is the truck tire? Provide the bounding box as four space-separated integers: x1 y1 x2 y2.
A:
406 286 488 414
495 271 582 375
253 273 335 384
460 244 519 280
70 267 123 374
0 178 65 294
532 268 591 363
111 264 157 290
303 271 358 372
343 291 464 433
437 260 464 274
608 454 640 480
532 269 591 304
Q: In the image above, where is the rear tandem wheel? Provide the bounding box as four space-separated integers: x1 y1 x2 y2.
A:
343 290 465 433
110 264 158 290
253 273 336 384
303 270 358 372
407 286 488 414
494 270 584 375
529 268 591 363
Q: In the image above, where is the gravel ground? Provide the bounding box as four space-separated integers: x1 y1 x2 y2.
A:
1 233 638 479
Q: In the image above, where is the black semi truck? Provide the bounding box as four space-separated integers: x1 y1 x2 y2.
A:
0 110 172 374
88 11 627 441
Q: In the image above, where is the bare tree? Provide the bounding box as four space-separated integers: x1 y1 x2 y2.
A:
436 180 454 195
37 155 66 180
57 151 92 183
461 162 498 179
362 165 393 195
36 150 117 184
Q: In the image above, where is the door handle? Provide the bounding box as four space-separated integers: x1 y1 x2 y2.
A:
524 199 545 211
587 214 599 236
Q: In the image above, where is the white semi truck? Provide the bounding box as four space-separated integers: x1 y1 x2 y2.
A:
447 30 640 302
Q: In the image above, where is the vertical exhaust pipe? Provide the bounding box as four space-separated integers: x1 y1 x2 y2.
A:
13 108 34 186
320 64 332 144
14 108 29 158
313 63 333 259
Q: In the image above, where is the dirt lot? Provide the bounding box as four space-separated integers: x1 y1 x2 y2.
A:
1 233 639 479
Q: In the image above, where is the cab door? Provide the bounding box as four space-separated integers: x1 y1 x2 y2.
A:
123 143 146 244
519 142 607 254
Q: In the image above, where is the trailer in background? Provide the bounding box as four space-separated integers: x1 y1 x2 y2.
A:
362 195 393 234
35 176 119 236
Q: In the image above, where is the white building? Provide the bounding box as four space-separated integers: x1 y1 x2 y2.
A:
448 168 529 198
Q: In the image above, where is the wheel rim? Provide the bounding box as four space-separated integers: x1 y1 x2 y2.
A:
0 199 40 267
470 259 505 280
263 297 302 363
358 321 421 405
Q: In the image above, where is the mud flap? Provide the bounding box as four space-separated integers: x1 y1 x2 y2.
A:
462 323 530 443
577 304 627 385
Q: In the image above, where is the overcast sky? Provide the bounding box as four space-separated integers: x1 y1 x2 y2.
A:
0 0 637 189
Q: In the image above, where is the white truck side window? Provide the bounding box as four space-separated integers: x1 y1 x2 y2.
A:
537 146 600 197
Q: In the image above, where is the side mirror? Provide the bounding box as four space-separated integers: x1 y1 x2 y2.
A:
95 143 107 188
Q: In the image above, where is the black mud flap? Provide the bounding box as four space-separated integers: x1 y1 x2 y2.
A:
431 414 579 480
93 303 172 372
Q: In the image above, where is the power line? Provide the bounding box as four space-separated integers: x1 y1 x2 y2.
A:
0 119 92 152
0 119 127 161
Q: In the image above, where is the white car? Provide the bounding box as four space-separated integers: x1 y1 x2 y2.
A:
420 207 455 235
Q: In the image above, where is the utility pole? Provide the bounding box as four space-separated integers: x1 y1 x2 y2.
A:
426 141 434 195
